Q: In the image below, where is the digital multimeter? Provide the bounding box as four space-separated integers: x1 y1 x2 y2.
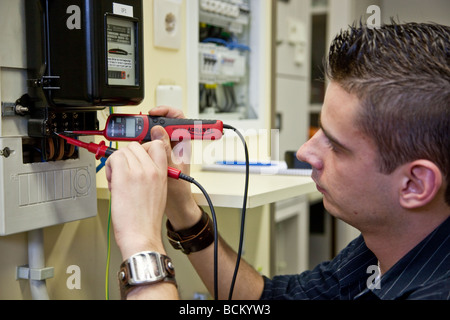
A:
68 114 224 142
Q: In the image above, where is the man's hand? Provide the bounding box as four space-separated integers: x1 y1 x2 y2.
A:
149 106 203 231
105 141 168 260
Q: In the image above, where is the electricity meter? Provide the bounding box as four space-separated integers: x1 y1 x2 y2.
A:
25 0 144 110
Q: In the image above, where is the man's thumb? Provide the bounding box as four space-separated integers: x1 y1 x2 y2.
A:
151 126 172 157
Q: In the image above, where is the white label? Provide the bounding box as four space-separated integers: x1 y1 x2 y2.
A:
108 57 133 69
113 3 134 17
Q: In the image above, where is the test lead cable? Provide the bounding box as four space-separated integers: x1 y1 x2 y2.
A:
223 124 250 300
175 173 219 300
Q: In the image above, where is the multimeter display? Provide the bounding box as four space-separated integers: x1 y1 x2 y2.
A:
107 116 145 138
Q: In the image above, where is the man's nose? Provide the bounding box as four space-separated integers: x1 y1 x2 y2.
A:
297 132 324 171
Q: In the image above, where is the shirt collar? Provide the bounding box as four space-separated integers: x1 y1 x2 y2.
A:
356 217 450 300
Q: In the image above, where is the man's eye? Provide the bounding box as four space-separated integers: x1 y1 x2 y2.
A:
326 139 338 152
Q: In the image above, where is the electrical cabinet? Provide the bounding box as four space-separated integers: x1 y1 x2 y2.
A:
0 15 97 235
187 0 271 130
0 0 143 236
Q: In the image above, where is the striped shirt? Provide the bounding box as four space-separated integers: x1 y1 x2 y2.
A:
261 217 450 300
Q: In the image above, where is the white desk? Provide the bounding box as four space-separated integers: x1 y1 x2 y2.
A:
98 170 317 207
190 170 316 208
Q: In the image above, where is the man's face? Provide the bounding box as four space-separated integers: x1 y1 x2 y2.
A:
298 82 395 232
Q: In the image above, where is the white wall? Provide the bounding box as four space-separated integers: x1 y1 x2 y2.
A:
381 0 450 25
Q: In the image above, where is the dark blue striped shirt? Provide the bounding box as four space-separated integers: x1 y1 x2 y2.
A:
261 217 450 300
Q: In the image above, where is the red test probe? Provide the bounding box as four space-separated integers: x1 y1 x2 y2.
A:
55 133 182 180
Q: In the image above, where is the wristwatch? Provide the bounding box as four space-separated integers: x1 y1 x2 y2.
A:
118 251 176 299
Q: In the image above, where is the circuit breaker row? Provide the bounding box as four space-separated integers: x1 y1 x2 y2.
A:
199 43 247 84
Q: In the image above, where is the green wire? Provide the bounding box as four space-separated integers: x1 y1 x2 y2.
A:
105 107 116 301
105 140 119 300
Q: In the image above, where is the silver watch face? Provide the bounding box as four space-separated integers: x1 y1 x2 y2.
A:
128 252 163 284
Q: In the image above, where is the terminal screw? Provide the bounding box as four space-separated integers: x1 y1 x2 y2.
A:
0 147 11 158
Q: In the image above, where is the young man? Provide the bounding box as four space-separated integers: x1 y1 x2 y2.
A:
106 22 449 300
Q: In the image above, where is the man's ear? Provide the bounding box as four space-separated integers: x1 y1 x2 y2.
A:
399 160 443 209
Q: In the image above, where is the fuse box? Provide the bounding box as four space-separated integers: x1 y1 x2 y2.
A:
198 0 251 119
187 0 270 130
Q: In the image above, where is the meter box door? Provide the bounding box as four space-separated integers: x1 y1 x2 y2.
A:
25 0 144 110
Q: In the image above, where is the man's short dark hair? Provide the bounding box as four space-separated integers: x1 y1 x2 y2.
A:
325 21 450 206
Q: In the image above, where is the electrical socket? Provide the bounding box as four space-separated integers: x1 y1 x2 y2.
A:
154 0 182 50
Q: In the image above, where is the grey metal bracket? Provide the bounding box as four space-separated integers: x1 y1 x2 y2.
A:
1 102 16 117
16 265 55 281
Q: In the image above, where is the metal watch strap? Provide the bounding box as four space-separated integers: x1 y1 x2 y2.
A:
166 206 215 255
118 251 176 300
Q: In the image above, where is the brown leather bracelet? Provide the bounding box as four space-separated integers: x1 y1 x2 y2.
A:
166 207 214 255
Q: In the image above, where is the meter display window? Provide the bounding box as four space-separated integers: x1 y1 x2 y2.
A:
106 15 139 87
125 117 136 137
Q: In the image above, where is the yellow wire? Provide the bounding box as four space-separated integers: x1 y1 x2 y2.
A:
105 194 112 300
